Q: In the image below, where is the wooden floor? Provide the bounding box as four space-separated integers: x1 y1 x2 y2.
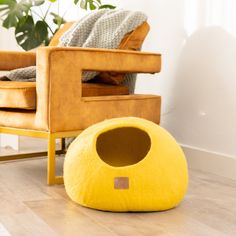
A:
0 148 236 235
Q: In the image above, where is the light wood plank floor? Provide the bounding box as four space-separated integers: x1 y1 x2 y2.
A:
0 145 236 235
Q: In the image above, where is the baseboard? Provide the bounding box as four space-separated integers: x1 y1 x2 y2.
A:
181 144 236 180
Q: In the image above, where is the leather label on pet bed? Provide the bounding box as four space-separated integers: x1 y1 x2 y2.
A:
114 177 129 189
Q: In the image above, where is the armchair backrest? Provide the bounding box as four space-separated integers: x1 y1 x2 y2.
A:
49 21 150 85
49 22 75 46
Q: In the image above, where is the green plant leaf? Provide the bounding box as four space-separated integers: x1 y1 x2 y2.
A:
99 4 116 9
75 0 115 11
89 1 96 10
80 0 98 10
48 0 57 2
74 0 102 7
0 0 44 28
0 0 30 28
79 0 87 9
15 15 48 50
32 0 45 6
50 12 66 26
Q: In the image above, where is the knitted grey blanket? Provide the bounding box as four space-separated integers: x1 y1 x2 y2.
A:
0 9 147 88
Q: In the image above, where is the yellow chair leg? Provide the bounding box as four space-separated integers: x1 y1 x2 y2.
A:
47 134 56 185
47 135 65 185
0 127 83 185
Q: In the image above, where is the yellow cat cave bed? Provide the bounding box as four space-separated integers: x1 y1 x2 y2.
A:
64 117 188 212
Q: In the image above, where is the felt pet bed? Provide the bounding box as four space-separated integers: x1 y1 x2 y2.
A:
64 117 188 212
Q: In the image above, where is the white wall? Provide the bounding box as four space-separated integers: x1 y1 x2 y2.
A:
0 27 22 51
0 0 235 160
116 0 236 160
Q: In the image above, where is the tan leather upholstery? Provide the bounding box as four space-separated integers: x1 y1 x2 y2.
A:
35 47 161 132
0 81 36 110
0 47 161 131
0 109 36 130
0 51 36 70
82 83 129 97
119 22 150 50
0 81 129 110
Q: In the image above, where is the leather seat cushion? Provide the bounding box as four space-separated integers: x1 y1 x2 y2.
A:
0 81 36 110
0 81 129 110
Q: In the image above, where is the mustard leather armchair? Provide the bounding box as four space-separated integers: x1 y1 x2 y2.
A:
0 36 161 186
0 47 161 185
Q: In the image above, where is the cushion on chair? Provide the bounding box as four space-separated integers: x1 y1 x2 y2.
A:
0 81 36 110
0 81 129 110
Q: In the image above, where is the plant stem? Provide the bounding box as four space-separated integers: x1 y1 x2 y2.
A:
31 9 54 35
43 3 51 20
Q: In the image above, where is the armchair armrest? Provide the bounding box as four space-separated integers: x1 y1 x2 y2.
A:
35 47 161 131
0 51 36 70
37 47 161 73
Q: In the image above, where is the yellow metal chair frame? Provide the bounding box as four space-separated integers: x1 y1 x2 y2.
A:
0 127 82 185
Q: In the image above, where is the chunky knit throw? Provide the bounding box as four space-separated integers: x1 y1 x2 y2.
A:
0 9 147 85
